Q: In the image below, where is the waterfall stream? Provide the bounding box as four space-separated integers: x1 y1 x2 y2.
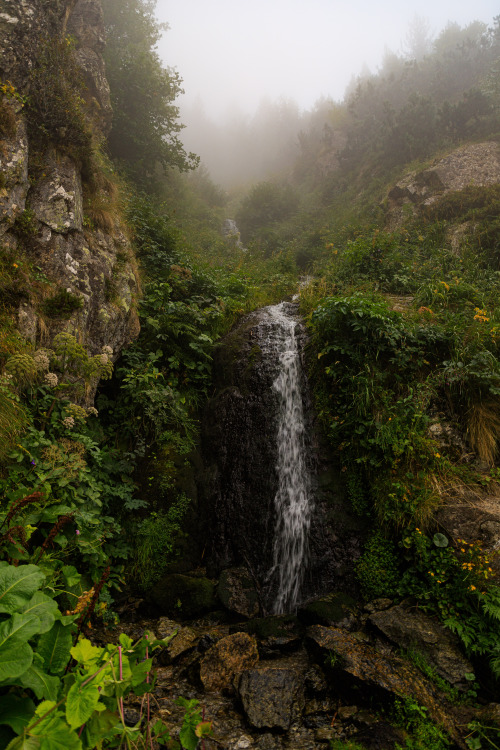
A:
260 302 313 613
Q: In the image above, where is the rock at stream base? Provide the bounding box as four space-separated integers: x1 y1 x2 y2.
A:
368 603 474 689
237 666 304 729
218 567 260 618
147 573 217 619
298 592 359 627
200 632 259 692
306 625 462 746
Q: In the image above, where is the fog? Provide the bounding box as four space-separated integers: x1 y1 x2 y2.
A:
154 0 499 186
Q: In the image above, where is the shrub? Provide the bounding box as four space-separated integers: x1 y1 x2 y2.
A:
27 36 93 167
41 289 83 319
131 494 190 590
356 531 400 599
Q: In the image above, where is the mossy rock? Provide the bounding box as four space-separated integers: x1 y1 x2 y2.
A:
148 573 217 619
298 593 359 627
217 566 260 618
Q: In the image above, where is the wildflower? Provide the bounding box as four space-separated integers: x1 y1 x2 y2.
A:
435 453 440 458
76 529 81 536
99 353 109 365
12 263 18 268
101 345 113 356
62 416 75 429
30 459 36 466
86 406 98 417
34 351 50 372
439 281 450 291
44 372 58 388
473 308 489 323
469 585 476 592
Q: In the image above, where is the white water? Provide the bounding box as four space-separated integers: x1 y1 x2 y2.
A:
261 302 312 614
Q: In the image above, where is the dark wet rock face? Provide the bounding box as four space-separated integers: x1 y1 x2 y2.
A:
237 666 305 729
147 573 217 619
200 632 259 693
368 603 474 689
218 567 260 619
200 302 366 613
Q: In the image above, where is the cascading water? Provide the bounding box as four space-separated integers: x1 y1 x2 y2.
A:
261 302 313 614
204 296 353 617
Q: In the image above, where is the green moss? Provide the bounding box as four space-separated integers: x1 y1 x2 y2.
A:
41 289 83 319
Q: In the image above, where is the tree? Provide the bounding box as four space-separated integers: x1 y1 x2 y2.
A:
403 14 433 61
102 0 198 187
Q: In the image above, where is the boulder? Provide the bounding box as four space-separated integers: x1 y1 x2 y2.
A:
218 567 260 618
386 141 500 228
298 592 359 627
368 603 474 688
306 625 463 747
200 632 259 692
148 573 217 619
237 666 304 729
238 615 303 655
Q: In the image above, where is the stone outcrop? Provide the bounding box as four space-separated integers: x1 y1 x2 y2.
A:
368 603 474 689
237 666 305 729
306 624 465 747
0 0 138 383
386 141 500 228
199 632 259 693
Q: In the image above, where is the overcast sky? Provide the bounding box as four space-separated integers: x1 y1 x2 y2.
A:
155 0 499 121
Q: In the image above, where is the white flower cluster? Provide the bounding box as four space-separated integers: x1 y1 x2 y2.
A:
62 416 75 429
102 345 113 356
44 372 58 388
34 350 50 371
86 406 99 417
99 353 109 365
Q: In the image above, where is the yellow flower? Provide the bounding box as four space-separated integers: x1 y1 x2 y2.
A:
469 585 476 592
435 453 440 458
12 263 18 268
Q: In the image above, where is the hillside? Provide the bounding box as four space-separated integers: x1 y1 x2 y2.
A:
0 2 500 749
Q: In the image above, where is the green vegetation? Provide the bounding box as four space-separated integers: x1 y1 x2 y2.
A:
102 0 199 187
2 0 500 745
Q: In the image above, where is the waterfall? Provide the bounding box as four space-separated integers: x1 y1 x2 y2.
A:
262 302 312 614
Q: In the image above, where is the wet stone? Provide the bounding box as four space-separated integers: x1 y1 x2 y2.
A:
200 631 259 692
237 666 304 730
218 566 260 618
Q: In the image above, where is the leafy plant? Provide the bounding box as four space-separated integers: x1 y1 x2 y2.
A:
0 560 210 749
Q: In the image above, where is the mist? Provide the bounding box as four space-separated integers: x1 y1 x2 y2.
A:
154 0 499 187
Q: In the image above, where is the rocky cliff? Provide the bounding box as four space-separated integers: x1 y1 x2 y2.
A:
0 0 138 372
386 141 500 229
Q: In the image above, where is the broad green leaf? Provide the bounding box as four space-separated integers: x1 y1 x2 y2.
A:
0 695 36 734
38 621 73 675
0 642 33 682
70 638 103 668
118 633 133 650
433 532 449 548
195 721 212 739
66 680 100 730
130 658 152 687
0 613 42 646
0 565 45 614
0 614 42 681
21 593 59 634
30 714 82 750
5 736 41 750
80 709 117 749
17 657 60 701
61 567 81 588
179 724 198 750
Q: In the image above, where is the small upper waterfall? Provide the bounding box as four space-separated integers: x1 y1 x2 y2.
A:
263 303 312 613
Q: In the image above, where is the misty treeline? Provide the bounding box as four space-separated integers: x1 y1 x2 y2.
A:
181 15 500 189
